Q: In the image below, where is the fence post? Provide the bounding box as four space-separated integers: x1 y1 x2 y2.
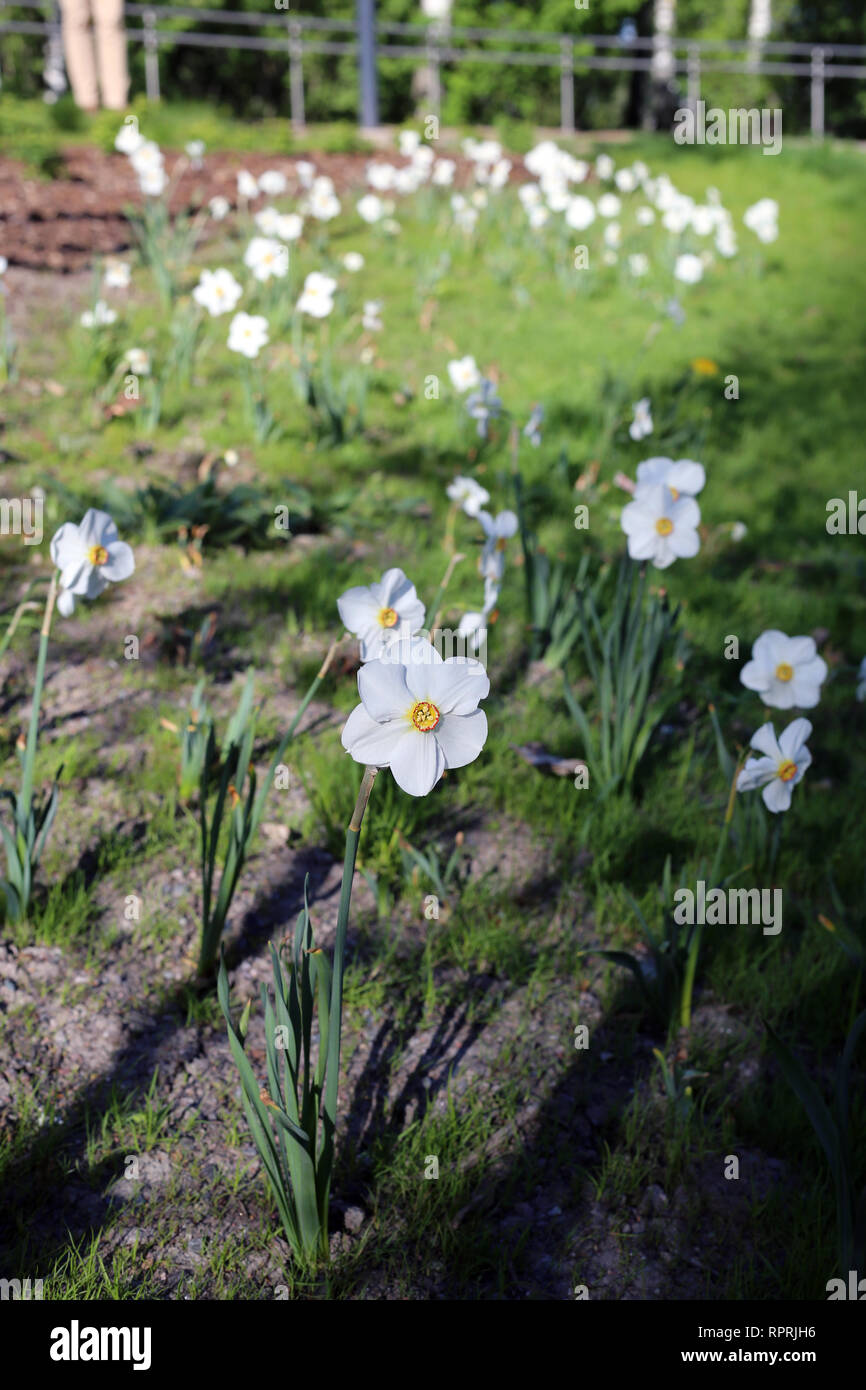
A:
144 8 160 102
810 47 825 139
560 38 574 132
426 28 441 121
687 42 700 112
288 19 305 130
357 0 379 128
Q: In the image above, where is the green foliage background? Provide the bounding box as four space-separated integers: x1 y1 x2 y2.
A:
1 1 865 134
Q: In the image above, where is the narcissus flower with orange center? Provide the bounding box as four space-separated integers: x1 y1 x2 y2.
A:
633 456 705 502
446 476 490 517
740 631 827 710
50 509 135 604
620 484 701 569
337 568 426 662
341 649 489 796
736 719 812 813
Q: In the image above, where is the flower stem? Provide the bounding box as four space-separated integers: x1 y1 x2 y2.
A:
323 766 377 1132
428 553 465 634
680 757 744 1033
19 572 58 828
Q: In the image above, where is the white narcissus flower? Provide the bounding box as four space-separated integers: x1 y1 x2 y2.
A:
528 205 550 230
432 159 456 186
636 206 655 226
115 121 144 155
856 656 866 702
130 140 163 176
367 162 396 191
357 193 384 224
565 196 596 231
296 271 337 318
275 213 303 243
597 193 622 219
604 222 622 249
342 252 364 272
209 195 230 220
446 476 490 517
243 236 288 282
614 168 637 193
138 166 167 198
362 300 383 332
80 300 116 328
633 456 705 501
674 253 704 285
744 197 779 243
185 139 205 168
740 631 828 710
123 348 150 375
629 398 653 442
595 153 615 181
337 568 426 662
307 186 340 221
258 169 287 196
50 508 135 601
478 509 518 583
254 206 282 236
227 312 269 359
620 484 701 569
192 268 243 317
295 160 316 189
237 169 259 200
447 356 480 392
103 258 131 289
715 222 738 258
736 719 812 813
341 649 489 797
398 129 421 156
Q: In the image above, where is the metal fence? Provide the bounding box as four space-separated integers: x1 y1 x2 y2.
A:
2 3 865 138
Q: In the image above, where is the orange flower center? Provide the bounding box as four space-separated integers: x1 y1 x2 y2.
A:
379 607 398 628
778 759 797 783
88 545 108 566
410 700 440 732
655 517 674 536
775 663 793 683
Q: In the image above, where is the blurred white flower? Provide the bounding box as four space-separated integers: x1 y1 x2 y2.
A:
731 521 748 542
629 398 653 441
343 251 365 272
244 236 288 282
208 195 230 220
338 567 425 662
258 169 287 196
80 300 116 328
595 153 615 181
447 476 490 517
103 258 130 289
138 166 167 198
237 169 259 200
614 168 637 193
367 162 396 191
736 719 812 813
716 222 738 258
123 347 150 375
254 206 282 236
185 139 205 169
565 195 596 231
357 193 384 224
227 311 269 359
447 355 480 393
115 121 144 155
620 484 701 569
628 253 649 277
296 271 336 318
478 509 518 583
362 300 383 332
308 186 340 221
674 253 704 285
295 160 316 188
740 631 827 710
275 212 303 242
604 222 622 249
636 206 656 226
634 457 705 500
193 267 243 317
598 193 622 218
744 197 779 243
432 159 456 186
398 130 421 156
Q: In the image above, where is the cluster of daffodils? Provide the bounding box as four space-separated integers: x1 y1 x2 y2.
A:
512 141 779 280
337 569 489 796
736 630 828 813
620 456 705 570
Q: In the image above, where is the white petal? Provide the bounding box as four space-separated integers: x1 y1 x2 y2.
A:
337 586 380 635
418 658 490 714
668 459 705 496
778 718 812 760
357 660 412 721
433 710 488 768
762 777 793 813
784 635 817 665
341 705 403 765
101 541 135 582
740 660 772 693
389 729 445 796
753 630 789 666
668 525 700 559
78 509 117 548
749 723 782 761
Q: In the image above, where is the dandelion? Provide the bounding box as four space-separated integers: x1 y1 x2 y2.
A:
341 648 489 797
465 379 502 439
736 719 812 813
80 300 116 328
50 508 135 602
620 484 701 569
337 568 426 662
629 398 653 442
447 356 481 393
296 271 337 319
674 253 704 285
740 631 827 710
447 476 490 517
192 268 243 317
227 312 269 359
